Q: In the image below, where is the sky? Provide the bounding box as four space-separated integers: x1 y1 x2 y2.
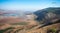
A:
0 0 60 11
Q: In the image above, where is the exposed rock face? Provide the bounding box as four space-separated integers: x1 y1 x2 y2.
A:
45 12 56 19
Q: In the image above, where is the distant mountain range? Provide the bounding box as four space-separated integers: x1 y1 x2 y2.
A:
0 9 33 17
0 9 34 23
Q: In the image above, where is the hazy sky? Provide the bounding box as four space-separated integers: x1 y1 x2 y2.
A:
0 0 60 11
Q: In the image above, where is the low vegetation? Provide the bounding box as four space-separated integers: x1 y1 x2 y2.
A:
11 22 29 25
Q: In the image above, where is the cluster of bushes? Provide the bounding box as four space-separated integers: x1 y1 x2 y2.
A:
47 28 60 33
0 27 14 33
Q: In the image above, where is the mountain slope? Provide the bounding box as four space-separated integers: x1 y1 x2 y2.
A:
34 7 60 24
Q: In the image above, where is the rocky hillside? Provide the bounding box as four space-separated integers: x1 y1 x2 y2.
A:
34 7 60 24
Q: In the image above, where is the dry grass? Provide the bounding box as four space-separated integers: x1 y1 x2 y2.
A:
0 18 60 33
